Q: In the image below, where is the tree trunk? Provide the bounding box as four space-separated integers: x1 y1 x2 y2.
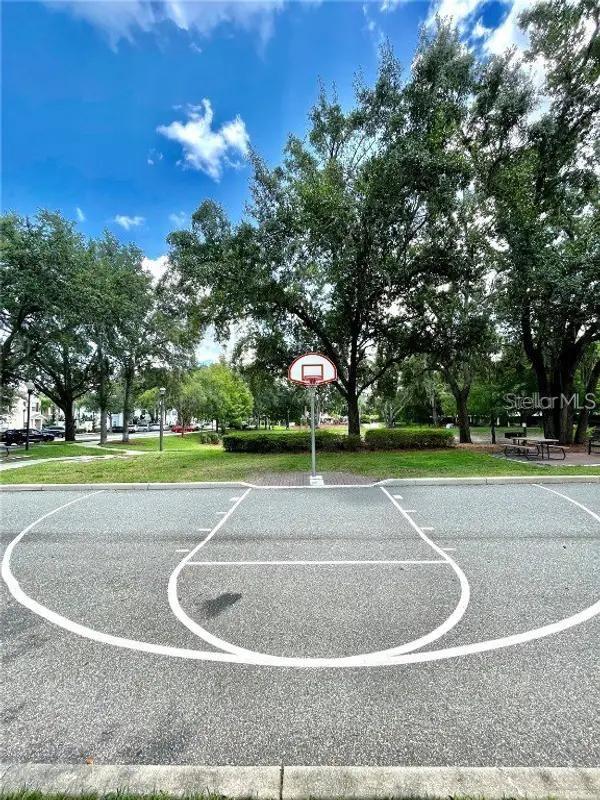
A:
347 393 360 436
98 353 108 446
431 392 439 427
64 401 76 442
121 361 134 444
575 359 600 444
543 365 577 444
456 394 471 443
450 386 471 444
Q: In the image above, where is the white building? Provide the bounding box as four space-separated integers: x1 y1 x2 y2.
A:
0 384 44 430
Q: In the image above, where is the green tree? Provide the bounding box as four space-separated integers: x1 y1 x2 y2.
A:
476 0 600 443
6 212 100 440
193 363 253 432
166 32 477 435
0 213 49 411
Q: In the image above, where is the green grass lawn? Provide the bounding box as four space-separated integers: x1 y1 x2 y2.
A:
104 432 211 451
0 793 539 800
1 441 121 461
2 444 599 484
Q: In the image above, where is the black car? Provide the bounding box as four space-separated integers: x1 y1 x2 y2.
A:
0 428 55 445
43 426 65 438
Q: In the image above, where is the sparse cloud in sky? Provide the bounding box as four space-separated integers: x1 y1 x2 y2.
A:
147 149 163 166
426 0 544 87
157 99 250 180
169 211 188 227
75 206 86 222
45 0 284 49
114 214 145 230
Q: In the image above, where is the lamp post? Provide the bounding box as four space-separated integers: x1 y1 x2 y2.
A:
159 387 166 452
25 381 34 451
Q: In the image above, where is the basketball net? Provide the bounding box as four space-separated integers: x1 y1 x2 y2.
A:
305 376 320 388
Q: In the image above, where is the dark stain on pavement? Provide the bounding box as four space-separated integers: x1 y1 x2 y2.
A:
200 592 242 618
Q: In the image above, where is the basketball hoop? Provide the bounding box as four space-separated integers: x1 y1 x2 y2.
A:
288 352 338 480
288 352 337 387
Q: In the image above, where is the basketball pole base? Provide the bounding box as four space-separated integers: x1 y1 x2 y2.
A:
310 386 317 479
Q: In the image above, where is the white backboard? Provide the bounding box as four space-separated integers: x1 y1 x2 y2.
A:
288 352 337 386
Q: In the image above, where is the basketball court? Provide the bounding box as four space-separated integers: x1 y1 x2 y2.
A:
1 479 599 766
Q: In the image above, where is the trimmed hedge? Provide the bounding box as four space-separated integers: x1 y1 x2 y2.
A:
197 431 221 444
364 427 455 450
222 430 362 453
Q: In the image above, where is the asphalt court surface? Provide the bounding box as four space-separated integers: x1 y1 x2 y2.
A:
1 482 599 765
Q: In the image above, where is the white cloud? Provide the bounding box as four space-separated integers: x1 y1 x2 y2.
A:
142 254 169 283
75 207 86 222
471 18 490 39
157 99 250 180
426 0 545 87
427 0 483 29
362 4 384 49
169 211 188 227
114 214 145 230
483 0 530 56
147 149 163 166
45 1 284 49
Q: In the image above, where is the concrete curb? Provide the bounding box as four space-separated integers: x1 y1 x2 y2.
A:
2 764 600 799
1 475 599 491
0 763 280 797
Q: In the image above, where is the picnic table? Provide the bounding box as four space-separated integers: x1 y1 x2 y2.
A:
506 436 567 461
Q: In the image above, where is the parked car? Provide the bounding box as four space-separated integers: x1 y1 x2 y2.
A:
43 426 65 438
128 423 137 433
0 428 55 445
136 422 150 432
111 425 124 433
148 423 161 432
171 424 195 433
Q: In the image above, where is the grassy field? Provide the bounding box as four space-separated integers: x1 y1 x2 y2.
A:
0 794 538 800
1 441 121 461
103 432 211 451
2 443 599 484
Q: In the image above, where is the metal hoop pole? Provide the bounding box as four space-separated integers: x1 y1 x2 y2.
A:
310 387 317 478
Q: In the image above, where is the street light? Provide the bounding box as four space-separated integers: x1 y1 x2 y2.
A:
159 387 166 452
25 381 34 451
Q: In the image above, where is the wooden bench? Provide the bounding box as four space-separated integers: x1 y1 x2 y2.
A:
588 429 600 455
504 443 540 460
504 430 525 440
546 444 568 460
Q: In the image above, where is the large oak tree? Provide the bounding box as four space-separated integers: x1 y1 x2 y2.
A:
166 31 477 435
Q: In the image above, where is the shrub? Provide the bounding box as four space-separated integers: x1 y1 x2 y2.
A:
222 430 362 453
364 427 454 450
197 431 221 444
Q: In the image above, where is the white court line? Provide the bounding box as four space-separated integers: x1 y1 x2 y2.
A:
442 547 456 552
3 484 599 668
422 527 434 531
536 484 600 523
216 511 228 515
175 549 190 553
393 495 403 499
198 528 211 532
168 486 471 667
185 559 448 566
230 497 241 501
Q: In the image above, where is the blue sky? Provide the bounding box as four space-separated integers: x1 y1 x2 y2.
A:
2 0 524 277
